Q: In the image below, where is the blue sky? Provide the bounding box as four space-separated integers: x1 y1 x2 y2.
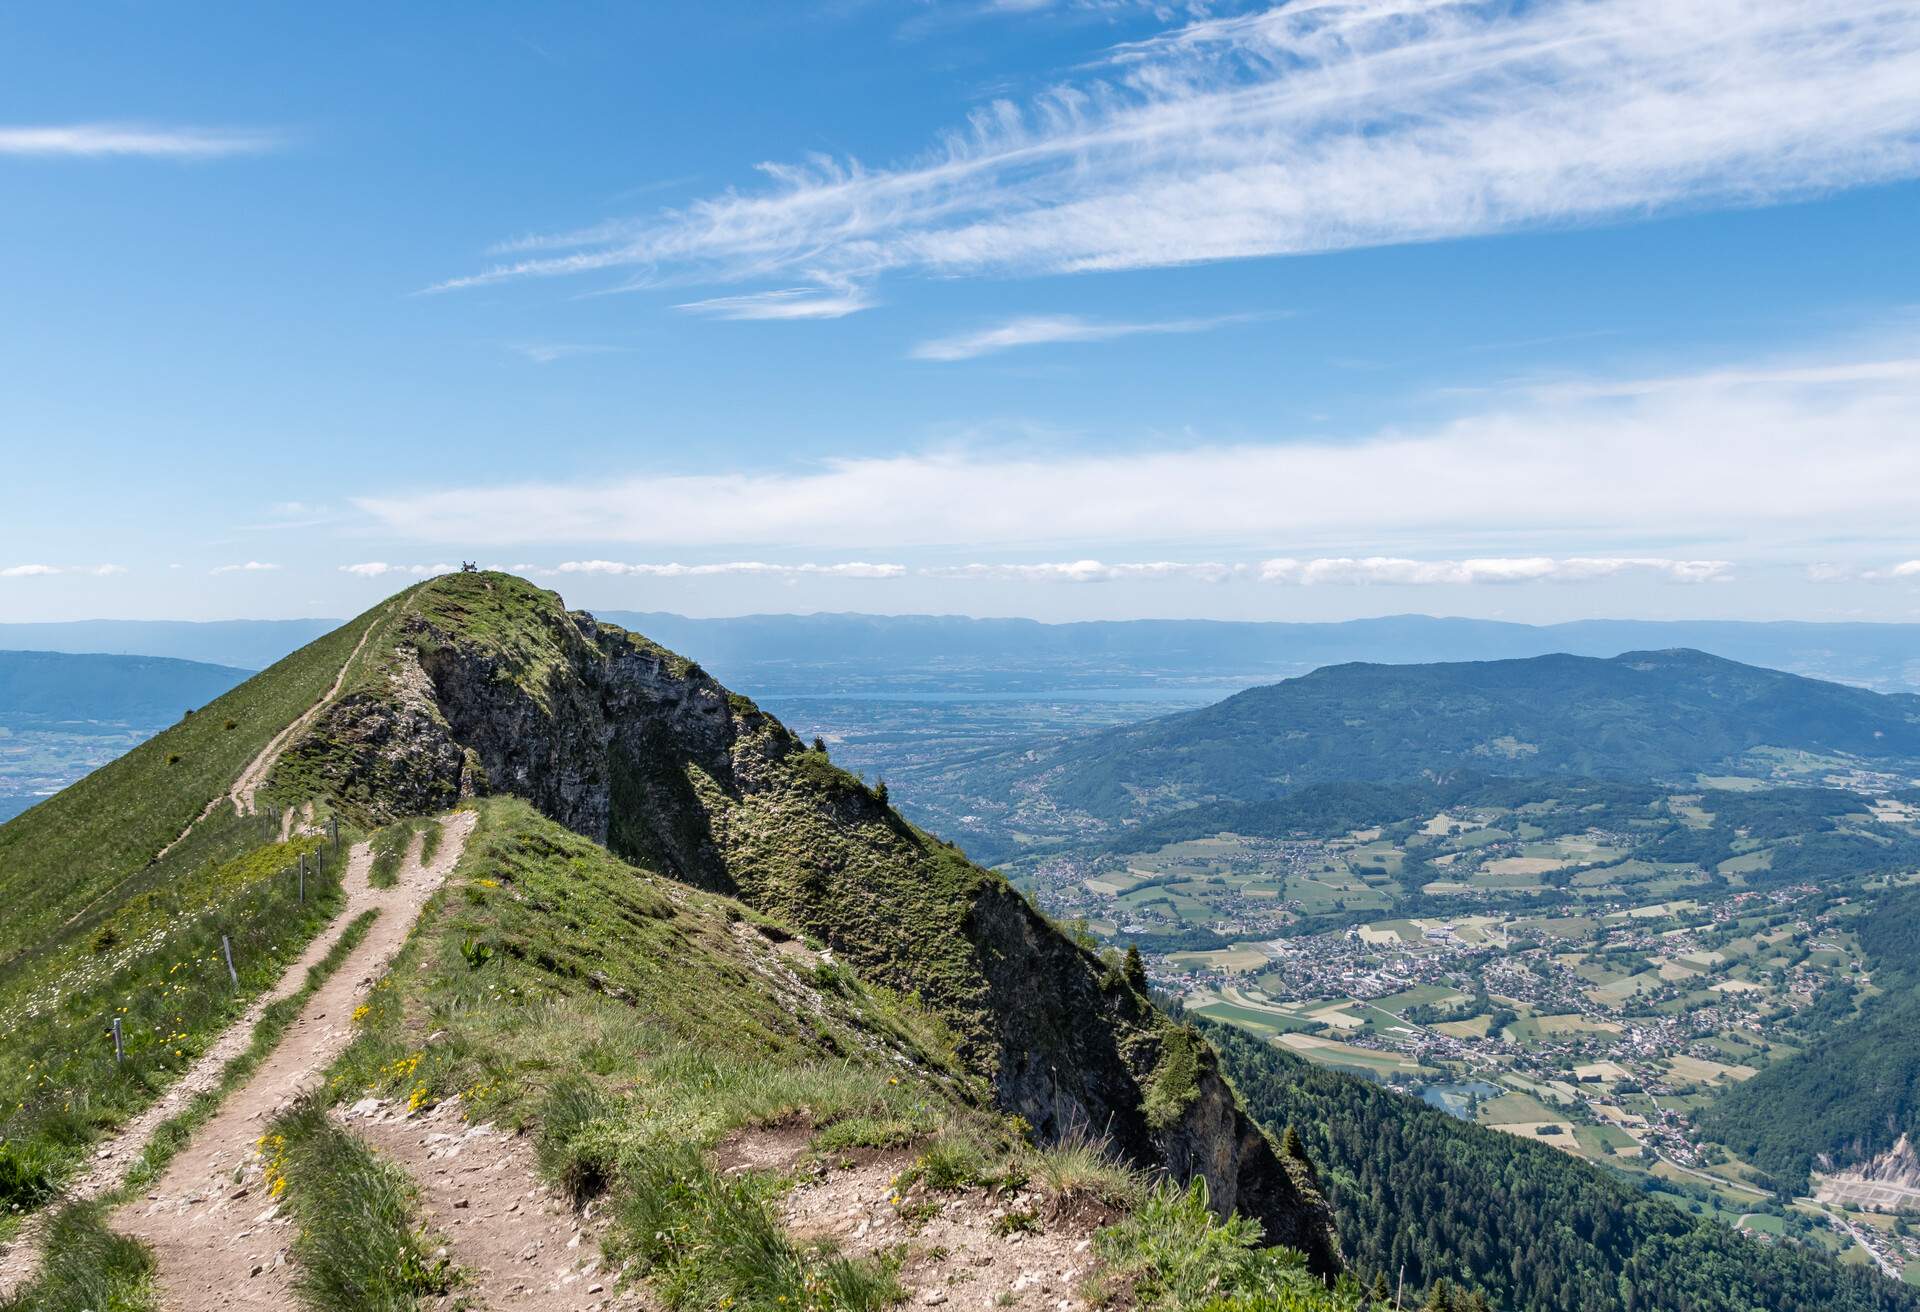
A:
4 0 1920 623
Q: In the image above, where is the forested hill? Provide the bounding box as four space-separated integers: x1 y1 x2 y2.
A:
905 649 1920 839
1207 1024 1917 1312
1699 882 1920 1191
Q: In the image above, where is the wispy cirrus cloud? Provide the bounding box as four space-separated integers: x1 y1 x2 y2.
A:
434 0 1920 307
674 286 877 321
0 123 278 158
352 339 1920 558
210 561 280 575
911 313 1254 361
509 343 630 364
1 563 126 578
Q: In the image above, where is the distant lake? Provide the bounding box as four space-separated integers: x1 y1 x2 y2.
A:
1421 1081 1502 1119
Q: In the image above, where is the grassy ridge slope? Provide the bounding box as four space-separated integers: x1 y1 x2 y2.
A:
264 572 1338 1269
0 598 388 958
327 797 1361 1312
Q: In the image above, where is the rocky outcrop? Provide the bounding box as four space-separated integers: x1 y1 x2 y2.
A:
1815 1134 1920 1213
268 573 1340 1272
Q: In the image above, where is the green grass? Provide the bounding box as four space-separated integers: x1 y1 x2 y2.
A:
4 904 386 1308
0 1202 154 1312
366 821 419 889
1090 1180 1362 1312
264 1098 455 1312
1030 1125 1149 1209
0 833 348 1210
616 1140 903 1312
0 604 380 960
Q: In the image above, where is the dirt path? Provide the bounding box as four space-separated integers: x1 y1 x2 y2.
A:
150 604 388 868
0 834 381 1300
228 608 388 819
340 1096 641 1310
108 810 474 1310
777 1144 1097 1312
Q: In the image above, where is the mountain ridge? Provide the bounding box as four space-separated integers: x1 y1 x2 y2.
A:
893 647 1920 847
250 571 1340 1269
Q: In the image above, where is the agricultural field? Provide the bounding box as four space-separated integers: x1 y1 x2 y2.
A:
1012 774 1920 1274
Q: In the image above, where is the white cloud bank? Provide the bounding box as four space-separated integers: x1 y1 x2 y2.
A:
436 0 1920 301
211 561 280 575
340 562 459 578
0 124 277 158
553 560 906 579
927 560 1240 583
925 557 1728 584
1812 559 1920 583
1256 557 1731 585
912 314 1252 361
1 563 126 578
354 343 1920 558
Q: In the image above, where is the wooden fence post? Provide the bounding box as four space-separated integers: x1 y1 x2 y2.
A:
222 934 238 986
112 1016 123 1065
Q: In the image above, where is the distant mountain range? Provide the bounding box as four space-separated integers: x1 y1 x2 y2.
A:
604 612 1920 695
4 612 1919 692
889 649 1920 848
0 619 334 671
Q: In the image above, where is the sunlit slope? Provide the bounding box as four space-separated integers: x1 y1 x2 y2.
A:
251 570 1341 1268
0 593 400 962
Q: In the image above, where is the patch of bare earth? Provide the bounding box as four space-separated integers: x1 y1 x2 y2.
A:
109 810 475 1310
779 1150 1099 1312
340 1095 642 1311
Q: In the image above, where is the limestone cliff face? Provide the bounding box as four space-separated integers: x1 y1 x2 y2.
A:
1815 1134 1920 1211
271 573 1339 1272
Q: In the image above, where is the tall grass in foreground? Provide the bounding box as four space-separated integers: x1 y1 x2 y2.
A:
1029 1124 1149 1210
266 1099 453 1312
366 822 415 889
618 1140 902 1312
1091 1180 1365 1312
0 837 345 1215
0 1202 154 1312
6 909 386 1311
